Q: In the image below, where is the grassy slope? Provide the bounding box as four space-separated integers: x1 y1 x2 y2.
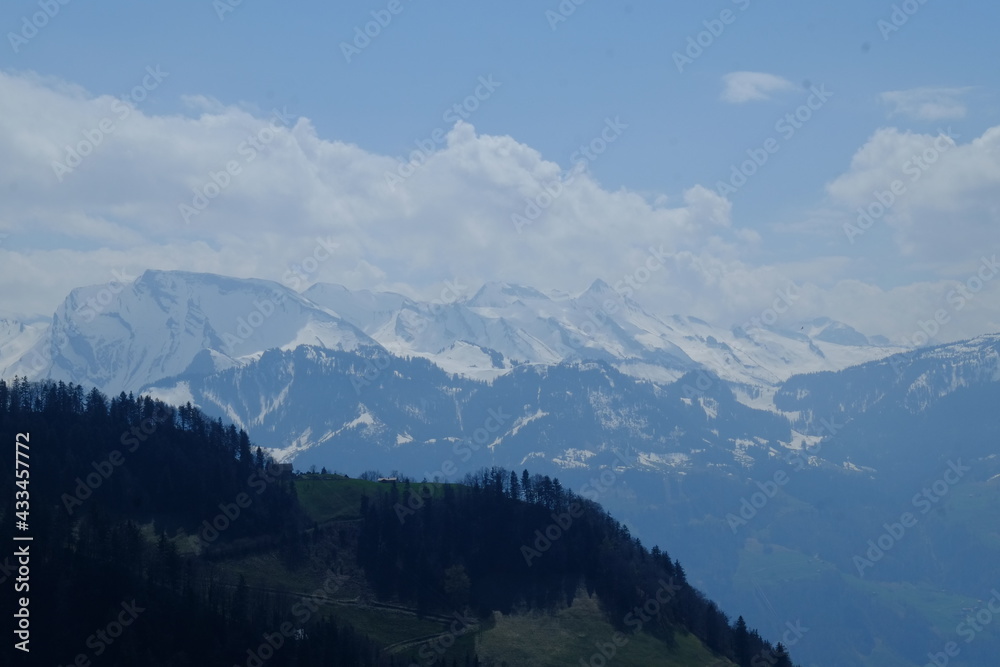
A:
206 474 736 666
295 474 452 523
477 592 735 667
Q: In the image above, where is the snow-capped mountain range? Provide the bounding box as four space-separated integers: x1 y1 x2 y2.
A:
13 268 995 484
0 269 905 396
304 277 908 399
1 271 374 394
7 270 1000 667
0 268 922 475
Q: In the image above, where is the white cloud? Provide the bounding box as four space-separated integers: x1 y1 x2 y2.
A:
0 71 746 317
720 71 796 104
826 126 1000 266
879 86 972 121
0 71 998 346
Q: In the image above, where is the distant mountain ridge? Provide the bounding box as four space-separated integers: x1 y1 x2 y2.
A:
0 269 906 397
4 270 1000 666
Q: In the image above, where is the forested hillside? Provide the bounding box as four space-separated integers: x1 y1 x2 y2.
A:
0 378 795 666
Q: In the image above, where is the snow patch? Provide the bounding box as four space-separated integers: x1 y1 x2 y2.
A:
552 448 596 469
779 430 823 452
144 381 196 410
637 451 690 469
731 439 756 468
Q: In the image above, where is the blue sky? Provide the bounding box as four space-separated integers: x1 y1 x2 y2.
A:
1 0 998 342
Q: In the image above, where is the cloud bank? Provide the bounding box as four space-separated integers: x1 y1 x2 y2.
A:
0 70 998 344
721 72 796 104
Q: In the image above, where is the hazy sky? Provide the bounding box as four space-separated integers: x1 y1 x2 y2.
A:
1 0 998 343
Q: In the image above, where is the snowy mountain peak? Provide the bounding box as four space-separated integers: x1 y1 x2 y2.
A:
467 282 550 308
0 272 915 397
799 317 874 347
304 282 413 331
576 279 624 306
10 270 376 394
0 318 26 340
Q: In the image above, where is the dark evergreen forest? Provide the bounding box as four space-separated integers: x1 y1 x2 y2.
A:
0 378 794 666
